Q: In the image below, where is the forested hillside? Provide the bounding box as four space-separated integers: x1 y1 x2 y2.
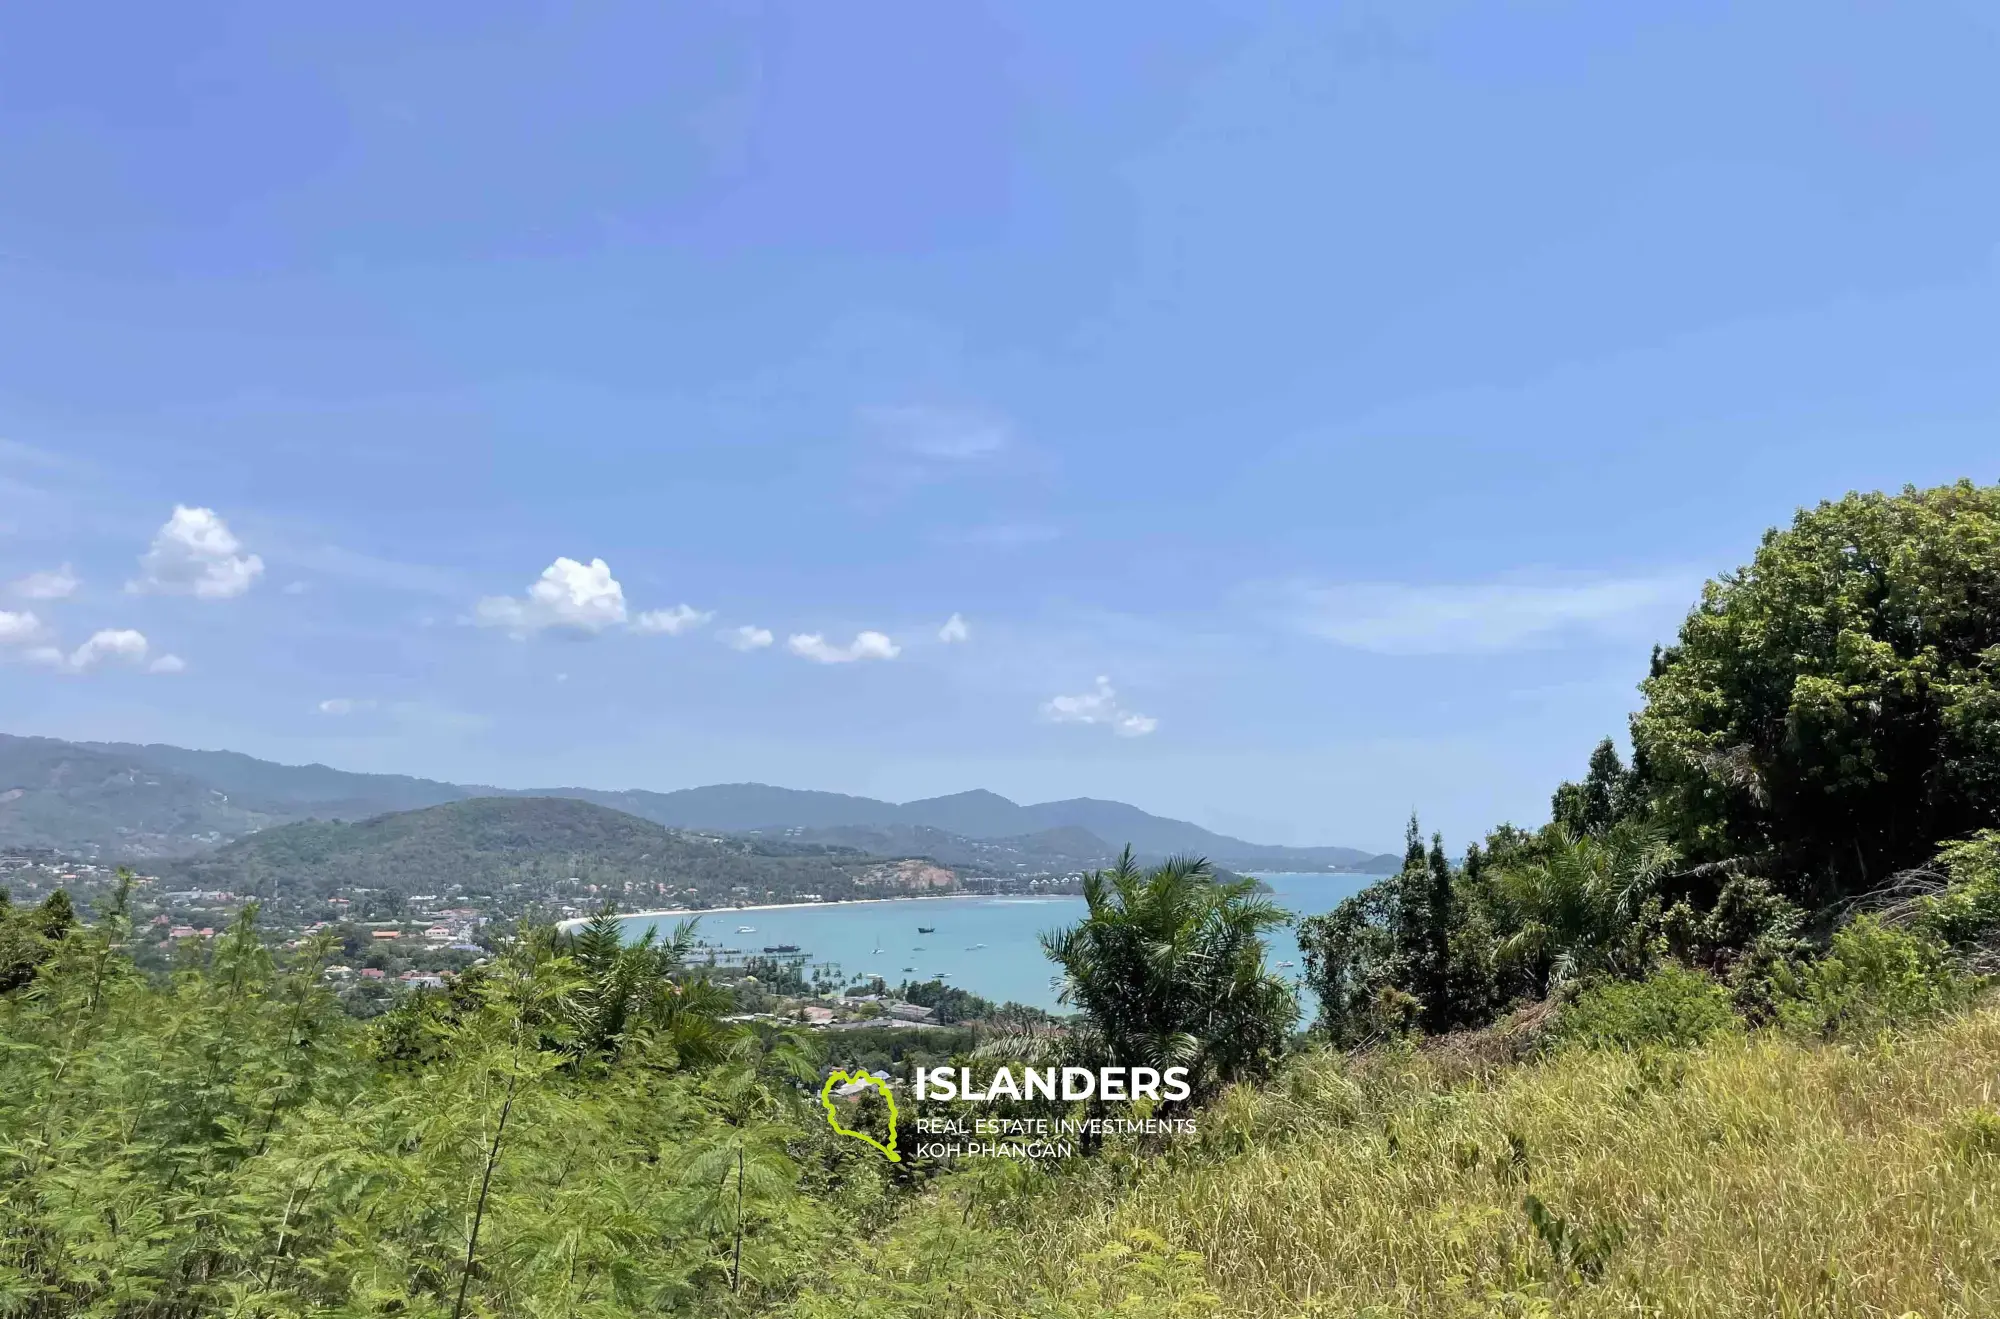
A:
165 795 936 907
0 736 283 855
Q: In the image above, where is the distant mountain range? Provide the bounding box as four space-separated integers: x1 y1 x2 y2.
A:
0 733 1400 873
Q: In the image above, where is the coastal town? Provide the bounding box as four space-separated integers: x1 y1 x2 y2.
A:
0 849 1047 1032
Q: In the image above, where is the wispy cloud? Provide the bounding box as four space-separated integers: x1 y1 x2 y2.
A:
788 630 900 664
11 565 79 600
1271 572 1696 655
1041 675 1158 738
633 604 714 636
938 613 969 644
722 624 774 651
862 405 1011 462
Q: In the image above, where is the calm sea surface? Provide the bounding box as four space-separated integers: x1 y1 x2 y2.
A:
618 872 1377 1012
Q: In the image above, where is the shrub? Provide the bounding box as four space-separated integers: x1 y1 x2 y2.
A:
1553 963 1740 1051
1775 915 1978 1039
1920 830 2000 949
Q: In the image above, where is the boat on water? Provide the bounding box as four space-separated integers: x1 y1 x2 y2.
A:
917 926 936 934
901 966 915 972
736 925 756 934
965 943 987 950
762 944 801 953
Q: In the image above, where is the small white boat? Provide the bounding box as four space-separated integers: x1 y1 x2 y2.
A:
736 926 756 934
966 942 988 950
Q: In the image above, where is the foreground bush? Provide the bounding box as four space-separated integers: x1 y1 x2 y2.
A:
1775 914 1978 1039
793 998 2000 1318
1554 963 1740 1051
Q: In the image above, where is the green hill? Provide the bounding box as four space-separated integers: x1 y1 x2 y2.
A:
165 795 946 906
0 734 283 857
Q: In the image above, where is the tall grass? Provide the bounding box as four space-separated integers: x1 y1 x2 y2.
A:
790 1002 2000 1317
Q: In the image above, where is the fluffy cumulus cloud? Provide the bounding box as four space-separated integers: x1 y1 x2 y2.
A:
69 629 149 670
130 506 264 599
475 557 628 636
938 612 969 644
12 626 179 675
722 625 774 651
788 630 900 664
11 565 79 600
0 610 47 646
1041 675 1159 738
633 603 714 636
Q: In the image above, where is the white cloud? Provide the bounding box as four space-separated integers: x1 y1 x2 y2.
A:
938 613 969 644
633 603 714 636
1 615 173 674
722 624 774 651
788 630 901 664
1041 675 1159 738
864 405 1010 462
1276 573 1695 655
12 565 78 600
0 610 47 646
318 697 378 715
475 556 627 636
69 628 150 670
131 505 264 598
281 580 310 596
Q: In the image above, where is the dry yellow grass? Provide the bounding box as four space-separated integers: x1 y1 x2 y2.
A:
789 1003 2000 1318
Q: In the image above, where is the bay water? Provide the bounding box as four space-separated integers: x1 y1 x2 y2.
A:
618 871 1377 1012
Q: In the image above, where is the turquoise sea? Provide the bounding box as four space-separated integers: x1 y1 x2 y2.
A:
617 872 1377 1012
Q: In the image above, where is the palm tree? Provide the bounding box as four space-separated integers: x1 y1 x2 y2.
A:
1489 825 1672 996
1039 848 1297 1103
565 904 738 1069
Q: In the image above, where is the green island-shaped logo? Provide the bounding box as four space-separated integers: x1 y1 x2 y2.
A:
819 1069 901 1162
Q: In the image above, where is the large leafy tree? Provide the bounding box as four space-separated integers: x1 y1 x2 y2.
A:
1042 849 1297 1100
1635 480 2000 902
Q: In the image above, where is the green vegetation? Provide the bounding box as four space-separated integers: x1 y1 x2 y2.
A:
169 796 912 909
8 479 2000 1316
1302 481 2000 1049
791 1006 2000 1316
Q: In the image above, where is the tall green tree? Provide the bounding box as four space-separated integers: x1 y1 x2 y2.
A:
1635 480 2000 902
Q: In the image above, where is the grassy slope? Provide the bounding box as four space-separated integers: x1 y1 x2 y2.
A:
791 1004 2000 1318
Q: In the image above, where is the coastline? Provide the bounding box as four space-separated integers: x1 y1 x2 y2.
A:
556 890 992 933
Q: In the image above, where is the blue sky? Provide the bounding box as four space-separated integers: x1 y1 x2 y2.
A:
3 1 1997 850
